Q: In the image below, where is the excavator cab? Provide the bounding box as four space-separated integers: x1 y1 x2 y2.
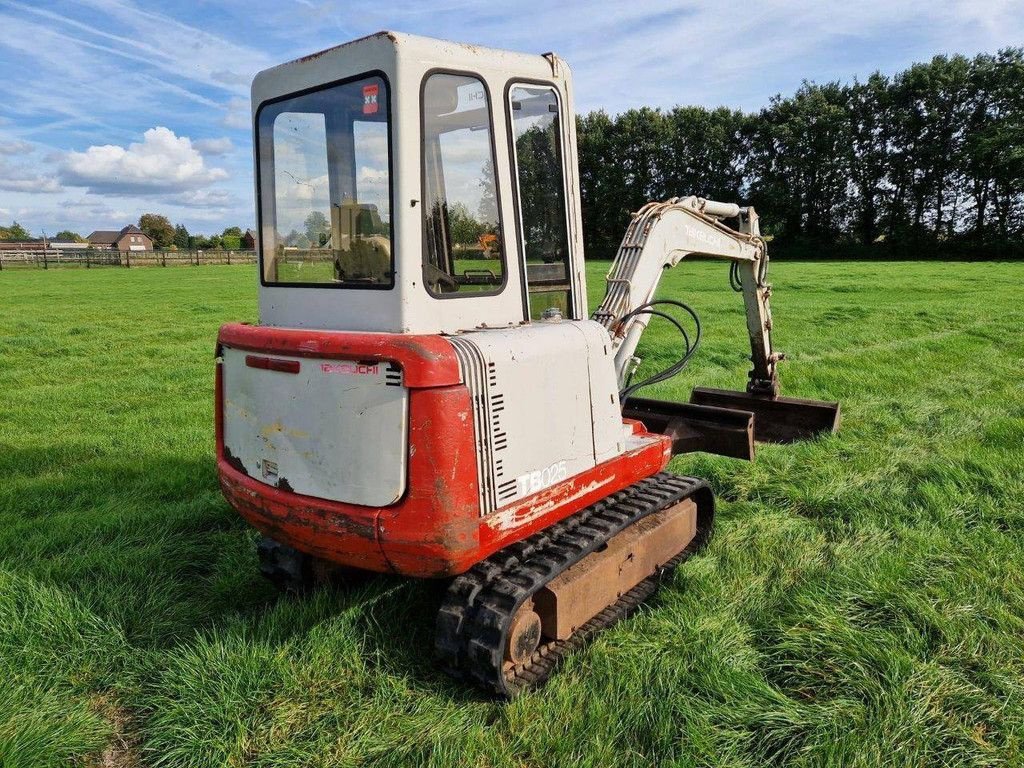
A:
249 31 586 334
218 32 840 697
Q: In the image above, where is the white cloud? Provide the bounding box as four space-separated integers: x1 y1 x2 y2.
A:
211 69 251 87
59 127 228 194
193 137 235 156
0 140 33 155
222 98 251 130
0 157 62 193
168 189 236 208
8 0 268 98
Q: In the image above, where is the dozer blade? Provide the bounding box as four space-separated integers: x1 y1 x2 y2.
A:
622 397 755 460
689 386 841 444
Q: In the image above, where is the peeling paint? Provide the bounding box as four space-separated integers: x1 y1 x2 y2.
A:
486 475 616 534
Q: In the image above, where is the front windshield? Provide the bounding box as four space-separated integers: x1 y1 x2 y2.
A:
257 74 393 287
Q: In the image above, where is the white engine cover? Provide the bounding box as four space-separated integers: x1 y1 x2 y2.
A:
450 320 628 515
221 347 408 506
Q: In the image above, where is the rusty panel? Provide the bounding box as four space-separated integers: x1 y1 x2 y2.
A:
534 499 697 640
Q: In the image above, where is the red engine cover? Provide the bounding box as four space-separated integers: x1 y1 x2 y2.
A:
216 323 670 578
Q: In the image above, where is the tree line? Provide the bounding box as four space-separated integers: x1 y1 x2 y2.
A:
0 215 250 250
138 214 248 251
577 49 1024 259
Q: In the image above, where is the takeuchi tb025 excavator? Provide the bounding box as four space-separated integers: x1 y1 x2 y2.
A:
216 31 841 696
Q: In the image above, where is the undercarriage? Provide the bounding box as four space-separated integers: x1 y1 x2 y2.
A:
437 472 713 696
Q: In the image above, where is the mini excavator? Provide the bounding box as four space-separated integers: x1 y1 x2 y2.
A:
216 32 841 696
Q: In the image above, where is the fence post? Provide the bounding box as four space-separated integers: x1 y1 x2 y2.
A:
227 250 231 265
43 251 48 270
86 251 90 269
162 251 166 267
125 250 130 268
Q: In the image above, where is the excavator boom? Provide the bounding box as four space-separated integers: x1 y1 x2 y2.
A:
593 196 840 457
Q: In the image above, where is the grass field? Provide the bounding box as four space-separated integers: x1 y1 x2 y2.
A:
2 260 1024 767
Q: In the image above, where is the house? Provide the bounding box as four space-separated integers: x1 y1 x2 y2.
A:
241 228 257 250
87 225 153 251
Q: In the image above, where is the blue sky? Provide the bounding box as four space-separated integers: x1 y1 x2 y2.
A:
1 0 1023 237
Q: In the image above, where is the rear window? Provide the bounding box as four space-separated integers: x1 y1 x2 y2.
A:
256 74 393 287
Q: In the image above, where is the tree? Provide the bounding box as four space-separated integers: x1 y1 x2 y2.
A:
570 48 1024 259
846 74 892 245
303 211 329 246
477 159 499 228
173 224 190 250
747 81 853 244
662 106 747 204
577 110 619 258
515 124 567 261
448 201 486 246
0 221 32 240
139 213 174 249
53 230 86 242
220 226 242 250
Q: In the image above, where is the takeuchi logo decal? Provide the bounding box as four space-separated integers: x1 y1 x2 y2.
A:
362 84 379 115
321 362 380 375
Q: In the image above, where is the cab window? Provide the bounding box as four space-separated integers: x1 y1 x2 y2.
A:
509 85 573 319
421 73 505 297
257 74 393 287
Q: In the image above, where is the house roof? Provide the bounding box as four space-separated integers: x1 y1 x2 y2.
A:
87 230 120 244
87 226 150 244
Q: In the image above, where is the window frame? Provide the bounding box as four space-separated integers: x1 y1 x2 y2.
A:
419 68 508 300
254 69 396 290
504 78 576 320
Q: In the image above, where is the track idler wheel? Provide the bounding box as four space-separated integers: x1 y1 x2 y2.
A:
505 601 542 667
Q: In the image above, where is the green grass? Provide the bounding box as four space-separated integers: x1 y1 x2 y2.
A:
1 260 1023 767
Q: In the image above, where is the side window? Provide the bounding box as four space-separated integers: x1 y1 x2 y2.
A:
422 73 504 296
509 85 573 320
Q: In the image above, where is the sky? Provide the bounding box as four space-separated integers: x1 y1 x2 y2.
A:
1 0 1023 237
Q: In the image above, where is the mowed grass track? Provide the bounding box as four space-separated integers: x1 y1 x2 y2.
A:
1 261 1023 767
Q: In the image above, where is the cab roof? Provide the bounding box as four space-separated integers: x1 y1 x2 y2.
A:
252 30 567 106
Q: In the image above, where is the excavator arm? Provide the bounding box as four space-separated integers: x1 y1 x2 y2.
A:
592 196 840 458
593 196 779 395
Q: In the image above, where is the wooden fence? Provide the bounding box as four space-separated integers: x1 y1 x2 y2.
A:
0 249 258 270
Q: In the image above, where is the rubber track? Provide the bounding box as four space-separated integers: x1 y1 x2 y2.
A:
435 472 714 697
256 536 308 593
